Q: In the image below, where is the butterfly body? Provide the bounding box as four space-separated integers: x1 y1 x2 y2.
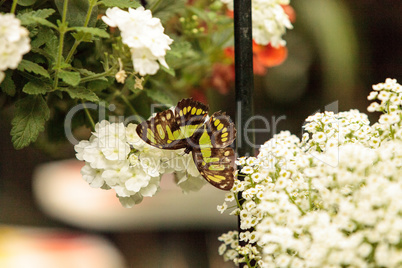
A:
136 98 236 190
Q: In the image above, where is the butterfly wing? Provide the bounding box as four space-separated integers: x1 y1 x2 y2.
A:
174 98 209 141
192 147 235 190
191 112 237 190
206 111 236 148
136 98 209 150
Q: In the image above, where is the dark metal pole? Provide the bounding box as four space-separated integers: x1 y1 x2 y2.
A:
234 1 255 267
234 0 255 158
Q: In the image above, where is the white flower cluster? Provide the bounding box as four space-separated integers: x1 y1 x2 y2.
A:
220 0 293 46
102 7 173 76
218 79 402 267
302 109 378 151
75 120 204 208
0 13 30 83
368 78 402 140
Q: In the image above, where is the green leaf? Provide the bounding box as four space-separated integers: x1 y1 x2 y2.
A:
145 87 173 106
43 36 59 61
76 68 108 82
29 17 57 29
151 0 186 23
160 64 175 76
17 60 50 78
23 81 50 95
73 27 110 38
87 80 111 91
0 70 16 96
61 86 99 102
166 40 192 59
76 68 96 76
11 95 50 149
54 0 98 27
18 9 57 29
101 0 141 8
31 27 55 49
18 8 56 25
17 0 37 6
71 31 93 43
59 71 81 86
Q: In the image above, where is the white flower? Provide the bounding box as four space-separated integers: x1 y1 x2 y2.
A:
241 166 254 174
176 172 206 193
81 163 104 188
220 0 293 46
102 7 173 76
0 13 30 78
131 47 165 76
225 192 235 202
217 202 228 214
218 79 402 267
75 120 163 207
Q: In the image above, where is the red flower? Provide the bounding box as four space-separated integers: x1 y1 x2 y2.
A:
209 63 235 95
252 41 288 75
190 88 208 104
223 42 287 76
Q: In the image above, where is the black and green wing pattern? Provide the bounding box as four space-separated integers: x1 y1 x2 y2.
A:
191 112 236 190
136 98 208 150
136 98 236 190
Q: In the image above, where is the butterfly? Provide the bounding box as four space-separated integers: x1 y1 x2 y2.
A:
136 98 236 190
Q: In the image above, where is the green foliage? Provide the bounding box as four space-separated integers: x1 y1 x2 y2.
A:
0 71 16 96
145 86 174 106
30 27 55 49
101 0 141 8
18 8 56 25
150 0 187 23
3 0 235 151
61 86 99 102
28 16 57 29
17 60 50 78
17 0 38 7
59 71 81 86
10 95 50 150
73 27 110 39
71 31 93 43
43 35 59 61
22 80 50 95
54 0 98 27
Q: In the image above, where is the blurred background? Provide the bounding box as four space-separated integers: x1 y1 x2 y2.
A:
0 0 401 267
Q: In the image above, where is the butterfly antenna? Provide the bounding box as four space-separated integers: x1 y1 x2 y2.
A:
161 153 181 164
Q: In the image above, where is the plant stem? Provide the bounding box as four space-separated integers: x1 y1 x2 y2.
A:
79 66 116 83
308 177 313 210
284 189 305 216
235 194 243 210
119 94 138 115
10 0 18 13
53 0 69 90
65 0 97 64
82 101 96 130
64 40 80 65
149 0 162 11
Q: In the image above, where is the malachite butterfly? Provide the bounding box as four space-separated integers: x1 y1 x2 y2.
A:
136 98 236 190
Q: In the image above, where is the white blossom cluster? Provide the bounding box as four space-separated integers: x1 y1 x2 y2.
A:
0 13 30 83
368 78 402 141
301 109 378 152
102 7 173 76
75 120 204 208
217 79 402 267
220 0 293 46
